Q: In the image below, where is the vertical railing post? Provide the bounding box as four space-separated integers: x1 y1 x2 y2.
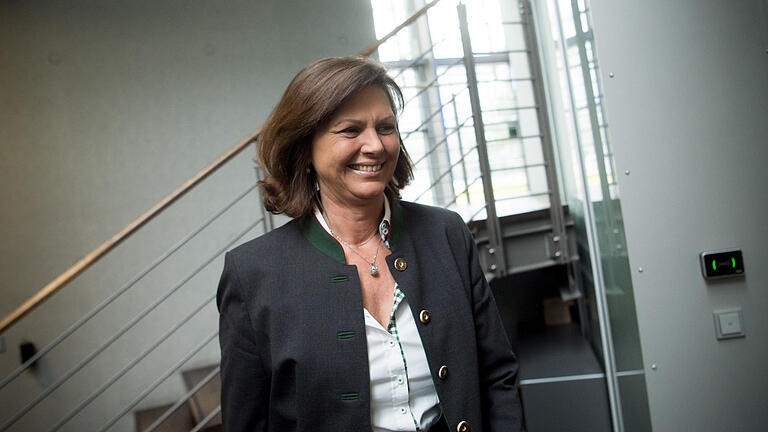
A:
458 3 506 279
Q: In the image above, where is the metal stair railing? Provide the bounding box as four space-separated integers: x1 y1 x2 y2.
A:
0 218 261 431
189 406 221 432
0 184 256 391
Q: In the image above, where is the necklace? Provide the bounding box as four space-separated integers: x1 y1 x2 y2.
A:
329 228 381 276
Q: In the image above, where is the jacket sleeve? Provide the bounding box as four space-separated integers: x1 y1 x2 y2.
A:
459 218 523 431
217 251 270 432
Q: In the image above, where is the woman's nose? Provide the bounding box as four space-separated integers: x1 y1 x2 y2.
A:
359 127 385 153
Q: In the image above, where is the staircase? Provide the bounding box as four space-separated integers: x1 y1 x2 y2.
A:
134 365 221 432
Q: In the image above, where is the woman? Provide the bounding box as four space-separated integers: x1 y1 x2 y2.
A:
217 56 521 432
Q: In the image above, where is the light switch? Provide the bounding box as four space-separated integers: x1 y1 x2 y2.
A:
714 309 745 340
719 312 742 334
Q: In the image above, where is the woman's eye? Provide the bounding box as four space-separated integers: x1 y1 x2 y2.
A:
337 127 360 137
377 124 396 135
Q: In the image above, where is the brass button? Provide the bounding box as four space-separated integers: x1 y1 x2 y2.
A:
438 365 448 380
457 420 470 432
419 309 431 324
394 258 407 271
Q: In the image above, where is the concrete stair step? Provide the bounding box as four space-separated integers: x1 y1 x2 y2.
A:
134 402 196 432
181 364 222 428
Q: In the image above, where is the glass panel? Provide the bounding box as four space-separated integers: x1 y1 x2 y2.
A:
535 0 652 429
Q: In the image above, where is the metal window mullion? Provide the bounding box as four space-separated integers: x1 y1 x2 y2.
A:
483 105 539 113
472 49 530 56
494 191 551 202
450 94 471 202
477 77 535 84
485 134 544 143
411 12 455 206
492 162 547 173
424 53 511 67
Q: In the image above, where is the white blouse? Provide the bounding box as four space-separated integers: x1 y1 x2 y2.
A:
364 294 441 431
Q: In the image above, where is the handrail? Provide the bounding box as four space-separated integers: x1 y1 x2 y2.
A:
0 0 442 335
0 132 257 334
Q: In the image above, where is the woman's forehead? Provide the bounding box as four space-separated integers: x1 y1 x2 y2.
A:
331 86 395 119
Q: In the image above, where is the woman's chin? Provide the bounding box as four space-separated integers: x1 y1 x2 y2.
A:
319 179 390 208
346 186 388 205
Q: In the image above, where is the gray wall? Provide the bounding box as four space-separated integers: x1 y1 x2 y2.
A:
0 1 374 430
588 0 768 430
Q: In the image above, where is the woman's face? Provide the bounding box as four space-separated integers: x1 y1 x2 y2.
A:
311 86 400 208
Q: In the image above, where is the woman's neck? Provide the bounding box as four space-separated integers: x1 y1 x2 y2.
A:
320 194 384 246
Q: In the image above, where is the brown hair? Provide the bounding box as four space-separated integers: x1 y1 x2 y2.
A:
256 56 413 218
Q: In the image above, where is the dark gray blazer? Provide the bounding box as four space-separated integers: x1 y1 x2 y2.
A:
217 201 522 432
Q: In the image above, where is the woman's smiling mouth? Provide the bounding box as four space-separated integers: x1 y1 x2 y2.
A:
349 164 383 172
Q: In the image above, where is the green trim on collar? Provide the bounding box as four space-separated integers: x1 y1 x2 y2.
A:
300 214 346 264
299 200 404 262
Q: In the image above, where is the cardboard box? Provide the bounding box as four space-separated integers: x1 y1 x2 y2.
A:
543 297 574 326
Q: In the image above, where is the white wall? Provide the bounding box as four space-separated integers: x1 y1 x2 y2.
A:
588 0 768 430
0 1 374 430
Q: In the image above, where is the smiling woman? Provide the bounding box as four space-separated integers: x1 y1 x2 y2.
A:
218 56 522 432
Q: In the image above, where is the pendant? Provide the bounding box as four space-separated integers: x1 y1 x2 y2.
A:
370 264 378 275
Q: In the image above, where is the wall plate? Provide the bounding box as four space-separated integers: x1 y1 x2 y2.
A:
713 308 745 340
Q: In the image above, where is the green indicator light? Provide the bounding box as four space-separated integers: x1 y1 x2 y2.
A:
712 260 717 271
731 257 736 268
